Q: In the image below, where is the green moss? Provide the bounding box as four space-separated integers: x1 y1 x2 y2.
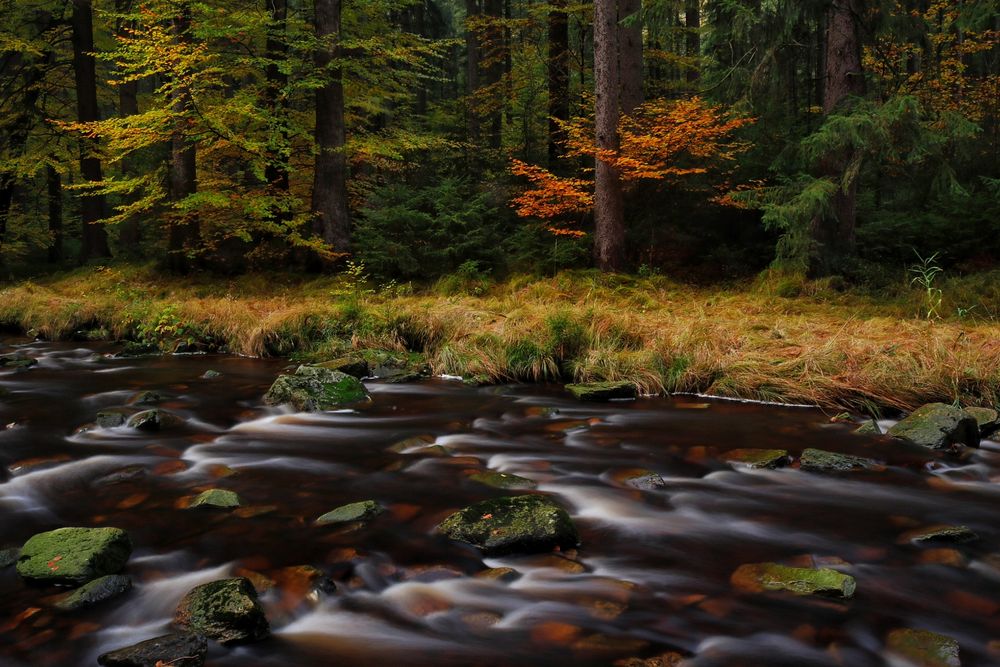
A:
17 527 132 585
887 403 979 449
565 381 638 401
437 494 579 556
800 448 879 472
731 562 856 598
173 577 270 645
188 489 242 509
316 500 385 526
264 365 370 411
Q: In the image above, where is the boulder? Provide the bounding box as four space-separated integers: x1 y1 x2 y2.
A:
731 562 856 598
887 403 979 450
854 420 883 435
128 391 163 406
188 489 242 509
0 547 19 568
566 381 638 401
96 410 129 428
97 632 208 667
886 628 961 667
16 527 132 585
437 494 579 556
723 449 789 470
316 500 385 526
126 409 183 432
965 407 999 438
173 577 269 645
899 524 978 546
799 448 880 473
469 471 538 490
317 356 369 379
263 365 369 412
620 469 666 490
0 356 37 369
55 574 132 611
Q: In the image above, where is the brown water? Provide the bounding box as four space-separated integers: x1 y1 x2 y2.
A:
0 340 998 666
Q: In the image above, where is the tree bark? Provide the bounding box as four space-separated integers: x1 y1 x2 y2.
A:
265 0 291 225
547 0 570 168
809 0 864 275
685 0 700 85
167 2 200 273
593 0 625 272
311 0 350 254
47 165 63 263
71 0 112 262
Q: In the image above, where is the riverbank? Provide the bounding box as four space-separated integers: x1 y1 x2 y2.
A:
2 264 999 413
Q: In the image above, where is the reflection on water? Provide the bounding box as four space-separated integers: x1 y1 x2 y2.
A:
0 339 998 666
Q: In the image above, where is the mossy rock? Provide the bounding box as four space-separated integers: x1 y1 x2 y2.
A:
731 562 856 598
316 500 385 526
96 409 130 428
188 489 242 509
201 370 222 379
899 524 978 546
126 409 184 432
17 527 132 585
965 406 999 438
0 355 38 369
173 577 269 645
317 356 370 379
886 628 960 667
799 448 879 473
854 419 883 435
437 494 579 556
263 365 370 412
566 381 638 401
128 390 163 406
115 341 159 358
723 449 789 470
887 403 979 450
470 471 538 490
98 632 208 667
55 574 132 611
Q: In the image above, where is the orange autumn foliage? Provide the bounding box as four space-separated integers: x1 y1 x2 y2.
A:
510 97 752 237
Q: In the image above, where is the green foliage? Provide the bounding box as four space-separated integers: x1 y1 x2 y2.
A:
908 252 943 320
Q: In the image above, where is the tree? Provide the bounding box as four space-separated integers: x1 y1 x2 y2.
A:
264 0 291 226
547 0 570 167
167 1 200 273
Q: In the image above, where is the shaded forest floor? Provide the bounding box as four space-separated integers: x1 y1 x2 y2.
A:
3 264 1000 414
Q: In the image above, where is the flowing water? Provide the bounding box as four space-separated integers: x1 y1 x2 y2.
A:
0 340 998 666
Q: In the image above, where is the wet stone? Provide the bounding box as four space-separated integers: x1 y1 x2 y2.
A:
799 448 880 473
888 403 979 450
96 410 129 428
201 370 221 379
126 409 183 432
0 356 37 369
855 419 883 435
173 577 269 645
128 390 163 405
16 527 132 585
264 365 370 412
565 381 638 401
316 500 385 526
965 406 999 438
0 547 19 568
475 567 520 583
469 470 537 489
723 448 789 470
437 494 579 556
188 489 242 509
93 465 147 487
97 632 208 667
731 562 856 598
899 525 978 546
317 356 369 379
617 469 666 490
55 574 132 611
886 628 961 667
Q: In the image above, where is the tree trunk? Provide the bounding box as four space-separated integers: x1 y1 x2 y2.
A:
311 0 350 254
547 0 570 168
265 0 291 226
593 0 625 272
685 0 700 85
47 165 63 263
484 0 503 149
809 0 864 275
465 0 481 144
618 0 643 114
71 0 112 263
167 2 200 273
115 0 142 255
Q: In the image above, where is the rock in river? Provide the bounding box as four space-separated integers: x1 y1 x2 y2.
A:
16 527 132 585
188 489 242 509
126 409 184 432
731 562 856 598
437 494 579 556
174 577 269 645
887 403 979 450
96 409 129 428
264 365 370 412
565 381 638 401
965 406 999 438
723 448 788 470
55 574 132 611
886 628 961 667
470 470 538 490
899 524 978 546
316 500 386 526
799 448 880 473
98 632 208 667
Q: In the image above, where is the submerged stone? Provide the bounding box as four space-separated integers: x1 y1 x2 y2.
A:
126 409 183 432
16 527 132 585
620 469 666 490
899 524 978 546
470 471 538 490
96 410 130 428
173 577 269 645
316 500 385 526
264 365 370 412
98 632 208 667
475 567 521 583
855 419 883 435
887 403 979 450
565 381 638 401
799 448 880 473
886 628 961 667
188 489 242 509
723 448 789 470
965 407 999 438
437 494 579 556
55 574 132 611
731 562 856 598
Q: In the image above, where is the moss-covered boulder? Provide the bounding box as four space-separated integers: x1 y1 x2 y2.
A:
0 355 38 369
316 500 385 526
799 448 879 473
55 574 132 611
886 628 961 667
731 562 856 598
98 632 208 667
96 409 130 428
566 381 638 401
126 409 183 432
887 403 979 450
264 365 370 412
173 577 269 645
899 524 978 546
437 494 579 556
188 489 242 509
855 419 883 435
16 527 132 585
317 356 370 379
965 407 999 438
723 449 789 470
470 471 538 490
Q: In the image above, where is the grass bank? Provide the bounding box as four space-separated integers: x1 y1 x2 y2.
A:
2 264 1000 414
